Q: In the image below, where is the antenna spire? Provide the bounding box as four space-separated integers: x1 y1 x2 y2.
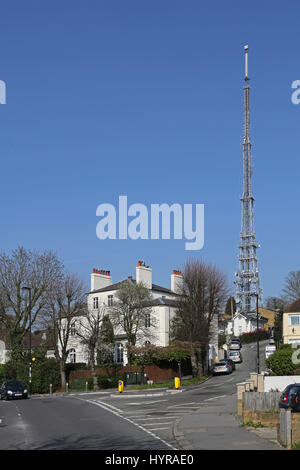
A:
234 44 262 313
244 44 249 80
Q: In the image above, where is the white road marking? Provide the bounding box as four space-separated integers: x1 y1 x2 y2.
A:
143 422 173 427
203 395 226 402
92 400 124 414
147 427 169 431
133 416 178 421
74 397 176 450
126 400 167 405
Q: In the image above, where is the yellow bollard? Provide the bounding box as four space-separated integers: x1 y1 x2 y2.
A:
118 380 124 393
174 377 180 389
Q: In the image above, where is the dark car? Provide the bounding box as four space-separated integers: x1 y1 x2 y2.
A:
219 358 236 371
279 384 300 412
0 381 28 400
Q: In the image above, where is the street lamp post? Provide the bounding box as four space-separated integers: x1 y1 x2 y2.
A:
22 286 32 396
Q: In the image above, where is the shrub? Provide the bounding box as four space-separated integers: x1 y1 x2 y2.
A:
0 357 61 394
265 344 299 376
240 329 269 345
97 373 126 389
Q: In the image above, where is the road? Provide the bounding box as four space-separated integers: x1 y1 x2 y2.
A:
0 341 275 450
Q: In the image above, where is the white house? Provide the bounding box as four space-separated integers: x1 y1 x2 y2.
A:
65 261 219 367
225 311 268 337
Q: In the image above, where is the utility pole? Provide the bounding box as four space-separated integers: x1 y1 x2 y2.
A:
22 286 32 396
234 45 262 313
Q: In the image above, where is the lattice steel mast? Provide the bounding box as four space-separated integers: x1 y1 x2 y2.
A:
234 45 262 312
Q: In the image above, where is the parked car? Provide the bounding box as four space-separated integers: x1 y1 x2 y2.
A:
219 358 236 371
228 350 243 363
0 381 28 400
213 361 232 375
229 341 241 351
231 338 242 348
279 384 300 412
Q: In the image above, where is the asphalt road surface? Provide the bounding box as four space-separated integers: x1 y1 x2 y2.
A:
0 341 270 450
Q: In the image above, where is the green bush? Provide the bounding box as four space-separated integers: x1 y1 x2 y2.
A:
71 377 94 390
0 357 60 394
265 344 299 376
97 373 126 389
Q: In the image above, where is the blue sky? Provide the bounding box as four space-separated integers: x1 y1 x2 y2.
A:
0 0 299 300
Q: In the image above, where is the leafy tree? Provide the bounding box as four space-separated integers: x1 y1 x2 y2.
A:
225 297 236 316
273 308 284 348
97 315 115 367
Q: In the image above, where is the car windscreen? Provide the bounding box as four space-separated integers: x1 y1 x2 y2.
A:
214 363 225 367
6 382 24 390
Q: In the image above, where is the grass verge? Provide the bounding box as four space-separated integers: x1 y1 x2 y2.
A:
130 376 209 390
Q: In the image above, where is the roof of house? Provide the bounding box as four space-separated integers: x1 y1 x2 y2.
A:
284 298 300 313
149 297 179 308
88 278 176 296
258 307 276 325
230 311 268 323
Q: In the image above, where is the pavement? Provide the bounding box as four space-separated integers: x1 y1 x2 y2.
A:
173 392 283 450
67 383 284 451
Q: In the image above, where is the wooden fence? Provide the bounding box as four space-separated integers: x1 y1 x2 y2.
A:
243 391 281 411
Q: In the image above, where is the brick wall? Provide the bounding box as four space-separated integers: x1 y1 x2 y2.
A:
243 409 280 428
69 364 177 386
292 413 300 444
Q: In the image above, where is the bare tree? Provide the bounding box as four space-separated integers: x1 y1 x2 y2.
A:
75 306 107 391
44 273 87 389
282 271 300 304
110 281 155 364
171 259 229 377
0 246 63 359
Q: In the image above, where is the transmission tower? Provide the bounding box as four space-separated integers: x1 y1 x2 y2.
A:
234 45 262 313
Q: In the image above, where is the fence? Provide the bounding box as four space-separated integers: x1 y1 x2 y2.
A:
243 391 281 412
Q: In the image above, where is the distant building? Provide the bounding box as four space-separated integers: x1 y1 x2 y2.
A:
225 310 268 337
283 299 300 346
0 329 55 364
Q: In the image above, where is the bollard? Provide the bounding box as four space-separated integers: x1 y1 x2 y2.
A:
49 383 52 395
174 377 180 389
118 380 124 393
66 382 68 393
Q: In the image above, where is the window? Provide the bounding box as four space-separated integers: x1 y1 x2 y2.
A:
288 315 300 326
145 313 151 328
70 322 76 336
93 297 99 309
108 295 113 306
115 343 123 364
69 349 76 363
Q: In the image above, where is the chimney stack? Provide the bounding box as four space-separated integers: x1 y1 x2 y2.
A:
171 270 183 294
91 268 112 291
136 260 152 289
